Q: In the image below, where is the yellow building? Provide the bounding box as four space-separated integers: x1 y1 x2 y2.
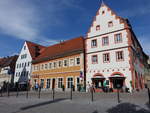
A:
31 37 85 91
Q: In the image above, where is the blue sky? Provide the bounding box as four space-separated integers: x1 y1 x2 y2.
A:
0 0 150 57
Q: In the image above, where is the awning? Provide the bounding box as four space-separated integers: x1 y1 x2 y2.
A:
92 76 105 79
109 76 126 79
19 81 27 84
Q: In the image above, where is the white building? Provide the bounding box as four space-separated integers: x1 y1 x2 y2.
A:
85 3 147 92
14 41 45 85
0 55 18 86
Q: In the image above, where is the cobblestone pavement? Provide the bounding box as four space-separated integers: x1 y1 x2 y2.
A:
0 90 150 113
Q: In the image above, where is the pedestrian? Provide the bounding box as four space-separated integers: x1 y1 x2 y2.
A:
87 82 91 92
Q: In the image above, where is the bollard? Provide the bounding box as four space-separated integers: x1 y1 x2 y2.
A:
148 88 150 104
52 88 55 101
70 85 73 100
7 83 10 97
90 86 94 102
38 87 41 99
16 86 19 97
26 83 29 99
117 89 120 103
0 88 2 97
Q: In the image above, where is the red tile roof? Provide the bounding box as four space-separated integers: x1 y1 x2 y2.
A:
33 36 84 63
26 41 46 59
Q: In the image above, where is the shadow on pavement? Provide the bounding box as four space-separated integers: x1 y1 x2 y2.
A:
92 110 98 113
107 103 150 113
21 98 68 110
145 102 150 110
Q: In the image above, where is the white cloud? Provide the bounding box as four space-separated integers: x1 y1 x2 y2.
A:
138 35 150 56
0 0 40 41
0 0 83 45
118 2 150 18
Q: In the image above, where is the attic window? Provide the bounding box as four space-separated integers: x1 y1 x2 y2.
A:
102 11 105 15
96 25 100 31
24 46 26 50
108 21 113 27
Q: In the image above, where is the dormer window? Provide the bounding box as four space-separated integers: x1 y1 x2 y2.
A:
96 25 100 31
108 21 113 27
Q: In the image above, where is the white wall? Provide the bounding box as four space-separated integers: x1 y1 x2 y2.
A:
86 4 132 91
14 42 32 83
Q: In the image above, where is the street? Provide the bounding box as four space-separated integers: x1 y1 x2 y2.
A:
0 90 150 113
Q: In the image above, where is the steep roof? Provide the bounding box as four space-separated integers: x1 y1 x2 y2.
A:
33 36 84 63
26 41 46 59
0 55 18 68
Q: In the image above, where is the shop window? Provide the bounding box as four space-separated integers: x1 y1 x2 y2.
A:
67 77 73 88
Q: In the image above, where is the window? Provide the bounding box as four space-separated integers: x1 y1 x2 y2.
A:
76 58 80 65
91 39 97 47
41 64 44 69
67 77 73 88
24 62 26 67
54 62 57 68
47 79 51 88
16 73 18 77
26 71 29 76
28 62 30 66
58 61 62 67
70 59 74 66
19 64 21 68
92 55 98 64
22 63 24 67
96 25 100 31
24 46 26 50
102 37 109 46
17 64 19 68
103 53 110 63
108 21 113 27
45 64 48 69
115 33 122 43
64 60 68 67
58 78 63 88
116 51 124 61
102 11 105 15
21 54 27 59
49 63 52 69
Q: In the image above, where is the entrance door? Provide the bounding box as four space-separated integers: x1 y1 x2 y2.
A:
52 79 55 89
112 78 124 89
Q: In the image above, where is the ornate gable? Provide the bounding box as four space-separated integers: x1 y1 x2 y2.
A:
87 3 129 38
